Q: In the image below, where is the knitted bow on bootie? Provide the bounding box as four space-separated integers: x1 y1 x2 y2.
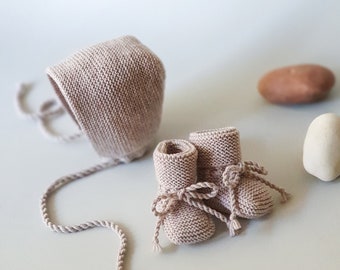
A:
189 127 290 234
222 160 290 234
152 181 221 251
152 139 238 252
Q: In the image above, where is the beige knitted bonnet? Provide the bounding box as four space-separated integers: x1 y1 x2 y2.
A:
46 35 165 161
17 35 165 270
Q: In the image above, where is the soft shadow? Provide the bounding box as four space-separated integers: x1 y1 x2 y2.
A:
161 243 179 254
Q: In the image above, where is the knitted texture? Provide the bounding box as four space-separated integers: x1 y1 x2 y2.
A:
36 36 166 270
46 35 165 161
152 140 216 246
189 127 289 225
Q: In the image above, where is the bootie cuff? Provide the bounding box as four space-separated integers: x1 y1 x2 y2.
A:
153 139 197 190
189 127 241 168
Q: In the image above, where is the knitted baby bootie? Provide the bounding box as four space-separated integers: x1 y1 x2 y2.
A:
189 127 289 233
152 139 232 250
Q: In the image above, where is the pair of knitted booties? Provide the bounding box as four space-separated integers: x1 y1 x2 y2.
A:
151 127 289 250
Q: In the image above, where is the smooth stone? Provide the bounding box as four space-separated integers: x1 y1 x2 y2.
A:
258 64 335 104
303 113 340 181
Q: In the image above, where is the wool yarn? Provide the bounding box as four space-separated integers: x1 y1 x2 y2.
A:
17 36 166 270
189 127 289 230
46 35 165 160
152 139 215 247
152 139 237 250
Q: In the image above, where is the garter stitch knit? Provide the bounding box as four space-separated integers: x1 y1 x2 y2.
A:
189 127 289 230
36 36 166 270
152 140 216 247
46 35 165 160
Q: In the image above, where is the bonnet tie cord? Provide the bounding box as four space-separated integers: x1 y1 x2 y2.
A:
222 161 291 234
151 182 236 252
40 159 128 270
15 83 83 142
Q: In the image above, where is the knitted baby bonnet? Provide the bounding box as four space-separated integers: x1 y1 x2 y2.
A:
47 35 165 161
17 36 165 270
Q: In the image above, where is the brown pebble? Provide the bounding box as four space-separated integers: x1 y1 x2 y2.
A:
258 64 335 104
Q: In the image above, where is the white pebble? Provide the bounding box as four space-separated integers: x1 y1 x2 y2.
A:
303 113 340 181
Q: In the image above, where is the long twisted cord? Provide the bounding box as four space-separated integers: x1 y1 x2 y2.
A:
15 83 82 142
40 159 128 270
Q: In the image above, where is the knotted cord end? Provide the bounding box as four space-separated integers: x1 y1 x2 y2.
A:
280 190 291 203
152 240 162 253
229 218 242 237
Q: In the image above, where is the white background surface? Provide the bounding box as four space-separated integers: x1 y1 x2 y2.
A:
1 1 340 269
